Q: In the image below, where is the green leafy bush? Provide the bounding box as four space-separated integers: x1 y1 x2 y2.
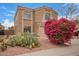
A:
8 32 40 49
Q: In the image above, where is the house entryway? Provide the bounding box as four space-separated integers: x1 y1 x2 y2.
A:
38 26 47 39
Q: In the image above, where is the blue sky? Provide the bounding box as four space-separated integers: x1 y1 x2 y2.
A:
0 3 79 29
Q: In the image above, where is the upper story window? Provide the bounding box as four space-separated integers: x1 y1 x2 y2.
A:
23 12 31 19
45 13 50 20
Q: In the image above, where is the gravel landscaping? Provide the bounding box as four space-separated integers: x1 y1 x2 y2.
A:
0 36 58 56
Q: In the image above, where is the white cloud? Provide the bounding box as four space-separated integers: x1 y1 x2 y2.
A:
6 13 14 17
6 10 15 17
0 6 15 14
1 19 14 29
58 16 67 20
58 16 74 20
6 14 12 16
1 6 7 10
58 16 63 19
9 10 15 14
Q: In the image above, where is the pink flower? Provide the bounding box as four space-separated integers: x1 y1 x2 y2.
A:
44 18 76 45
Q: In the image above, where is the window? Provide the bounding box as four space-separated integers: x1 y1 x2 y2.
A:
23 12 31 19
45 13 50 20
24 26 31 32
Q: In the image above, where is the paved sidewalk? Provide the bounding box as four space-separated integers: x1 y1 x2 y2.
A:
18 38 79 56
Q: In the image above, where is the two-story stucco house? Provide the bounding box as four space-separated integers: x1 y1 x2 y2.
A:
14 6 58 36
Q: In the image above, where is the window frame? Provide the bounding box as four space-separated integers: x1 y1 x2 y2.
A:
24 26 31 32
23 12 31 20
45 13 50 20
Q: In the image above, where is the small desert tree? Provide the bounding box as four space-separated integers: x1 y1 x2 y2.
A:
57 3 79 19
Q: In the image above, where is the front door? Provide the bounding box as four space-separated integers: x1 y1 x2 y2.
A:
38 22 47 39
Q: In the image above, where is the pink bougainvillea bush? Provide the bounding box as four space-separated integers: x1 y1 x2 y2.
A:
44 18 76 45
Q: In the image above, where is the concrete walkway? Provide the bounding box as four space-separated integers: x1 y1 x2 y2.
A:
18 38 79 56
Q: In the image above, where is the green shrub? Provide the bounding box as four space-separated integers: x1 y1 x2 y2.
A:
8 32 40 49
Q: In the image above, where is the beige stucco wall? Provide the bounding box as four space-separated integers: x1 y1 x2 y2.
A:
14 8 23 35
34 8 57 35
14 6 58 35
14 6 34 35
